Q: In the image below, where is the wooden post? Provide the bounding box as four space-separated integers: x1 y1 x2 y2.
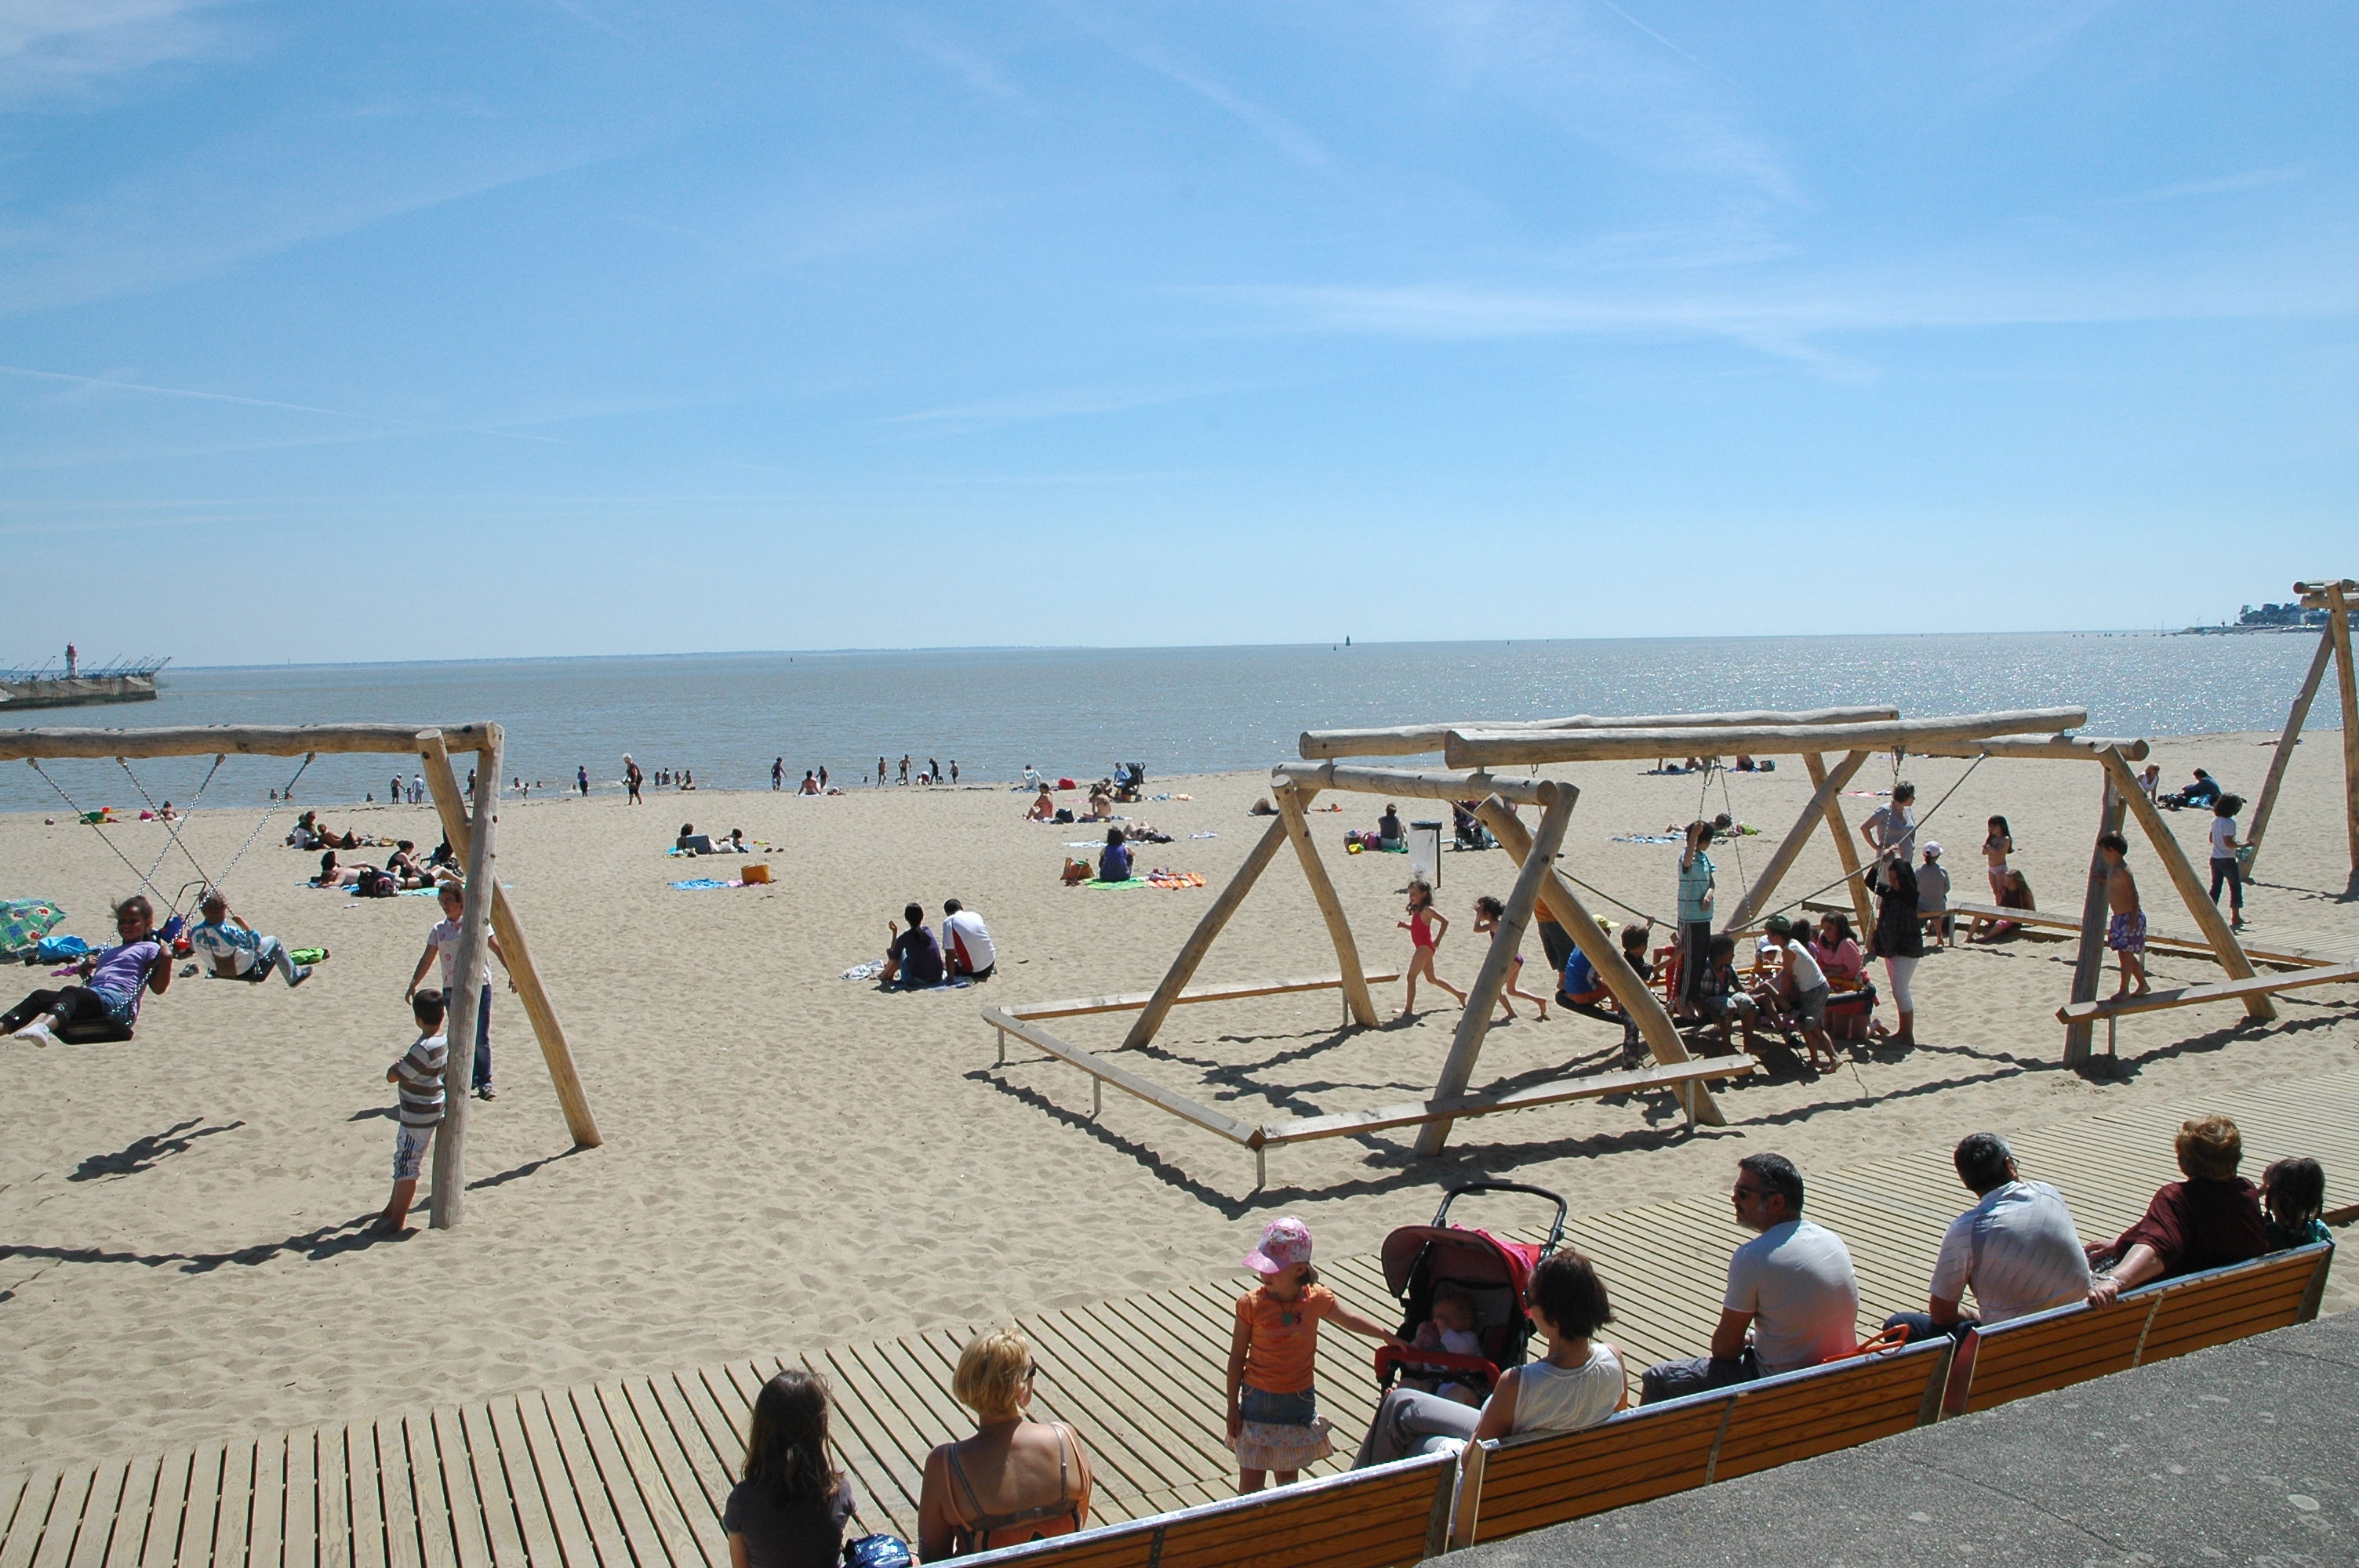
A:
420 735 603 1149
1805 753 1877 937
2328 586 2359 886
2244 629 2333 879
1725 750 1870 930
1415 793 1572 1156
1121 813 1293 1050
2099 747 2274 1023
1475 798 1723 1127
2063 771 2128 1065
1274 783 1378 1028
429 730 502 1230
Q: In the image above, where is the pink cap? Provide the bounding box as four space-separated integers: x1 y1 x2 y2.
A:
1242 1217 1314 1274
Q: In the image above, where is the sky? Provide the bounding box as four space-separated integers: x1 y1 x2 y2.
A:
2 1 2354 666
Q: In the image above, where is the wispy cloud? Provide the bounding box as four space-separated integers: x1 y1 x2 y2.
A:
1063 9 1333 174
0 0 225 107
0 364 576 445
2106 165 2309 207
896 16 1030 107
880 383 1239 434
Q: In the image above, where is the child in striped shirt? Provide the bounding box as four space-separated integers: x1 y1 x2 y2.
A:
377 991 449 1233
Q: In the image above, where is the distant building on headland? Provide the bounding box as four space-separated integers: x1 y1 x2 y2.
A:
2179 602 2334 635
1 648 169 710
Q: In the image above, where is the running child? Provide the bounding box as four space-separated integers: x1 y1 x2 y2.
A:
1395 880 1466 1020
1223 1218 1402 1493
2208 794 2246 928
1471 895 1549 1021
2098 832 2150 998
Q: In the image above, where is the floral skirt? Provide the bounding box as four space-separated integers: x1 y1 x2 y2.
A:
1227 1385 1332 1472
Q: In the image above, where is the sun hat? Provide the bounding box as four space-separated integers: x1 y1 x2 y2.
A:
1242 1217 1314 1273
1924 841 1943 858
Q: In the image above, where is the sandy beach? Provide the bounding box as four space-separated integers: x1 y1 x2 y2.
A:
3 729 2355 1472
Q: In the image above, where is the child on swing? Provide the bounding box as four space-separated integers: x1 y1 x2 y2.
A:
1395 879 1465 1020
1224 1218 1403 1493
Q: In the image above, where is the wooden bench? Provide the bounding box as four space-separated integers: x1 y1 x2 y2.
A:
1450 1338 1954 1548
2054 963 2359 1025
1943 1243 2333 1416
960 1450 1456 1568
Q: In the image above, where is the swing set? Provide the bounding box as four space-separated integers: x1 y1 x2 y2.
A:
2 720 599 1230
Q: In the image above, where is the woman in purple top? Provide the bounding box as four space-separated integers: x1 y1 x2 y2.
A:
2 895 173 1044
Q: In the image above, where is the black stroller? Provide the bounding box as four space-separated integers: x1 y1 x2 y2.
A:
1114 761 1147 803
1372 1182 1569 1399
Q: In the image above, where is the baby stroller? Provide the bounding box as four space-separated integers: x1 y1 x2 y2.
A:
1372 1181 1568 1399
1114 761 1147 803
1450 800 1494 851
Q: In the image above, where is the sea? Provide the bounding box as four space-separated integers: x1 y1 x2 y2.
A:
0 632 2330 815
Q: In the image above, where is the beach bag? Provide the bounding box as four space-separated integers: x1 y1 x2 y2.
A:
842 1530 912 1568
1054 808 1074 824
35 933 90 964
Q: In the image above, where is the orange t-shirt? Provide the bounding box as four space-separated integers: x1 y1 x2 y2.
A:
1237 1283 1337 1394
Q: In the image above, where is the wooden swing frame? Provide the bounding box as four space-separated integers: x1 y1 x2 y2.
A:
2 721 601 1229
2242 578 2359 891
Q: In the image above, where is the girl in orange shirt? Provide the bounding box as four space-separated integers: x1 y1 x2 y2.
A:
1224 1218 1404 1493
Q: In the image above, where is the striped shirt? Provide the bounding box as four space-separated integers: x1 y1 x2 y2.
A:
394 1033 449 1127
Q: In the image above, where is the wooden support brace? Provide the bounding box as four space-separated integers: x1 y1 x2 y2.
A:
1473 798 1721 1127
1804 753 1877 938
1121 811 1294 1050
2064 769 2129 1065
1726 750 1870 931
1274 783 1379 1027
2244 627 2333 880
1415 793 1572 1156
420 735 603 1149
2099 748 2273 1023
428 731 501 1230
2328 585 2359 885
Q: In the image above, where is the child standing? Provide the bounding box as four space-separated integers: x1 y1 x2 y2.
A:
378 991 449 1233
2208 795 2246 928
1917 843 1952 947
1395 880 1466 1020
1224 1218 1402 1493
1470 895 1549 1021
1674 822 1716 1018
2099 832 2150 998
1983 816 2013 904
405 882 511 1101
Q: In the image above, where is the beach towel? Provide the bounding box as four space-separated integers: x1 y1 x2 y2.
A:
1085 877 1151 890
1190 832 1218 839
840 960 886 981
1612 833 1683 845
669 877 743 891
1 899 67 958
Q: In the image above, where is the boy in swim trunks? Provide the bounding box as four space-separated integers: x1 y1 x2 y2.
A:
2098 833 2150 998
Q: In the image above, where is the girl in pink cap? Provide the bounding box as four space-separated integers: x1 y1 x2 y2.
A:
1224 1217 1404 1493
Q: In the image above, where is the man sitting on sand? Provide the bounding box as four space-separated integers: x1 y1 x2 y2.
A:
188 890 314 987
884 902 947 989
942 899 997 982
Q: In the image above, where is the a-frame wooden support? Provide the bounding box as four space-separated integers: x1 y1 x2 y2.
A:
2244 579 2359 892
1805 753 1877 938
1275 782 1380 1029
1123 811 1297 1050
2098 747 2274 1024
2063 769 2131 1065
1726 750 1872 931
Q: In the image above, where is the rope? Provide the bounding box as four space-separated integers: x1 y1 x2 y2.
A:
1716 763 1750 892
1558 867 1673 933
27 758 167 899
1756 750 1993 926
211 753 315 895
119 754 220 899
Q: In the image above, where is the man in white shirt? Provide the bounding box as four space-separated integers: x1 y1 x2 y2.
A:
941 898 997 982
1641 1153 1859 1403
1885 1133 2091 1341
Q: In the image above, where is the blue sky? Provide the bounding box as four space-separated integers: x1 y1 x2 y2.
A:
2 2 2354 664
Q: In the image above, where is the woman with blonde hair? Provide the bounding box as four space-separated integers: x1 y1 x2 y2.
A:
2085 1116 2267 1306
918 1327 1092 1559
724 1370 859 1568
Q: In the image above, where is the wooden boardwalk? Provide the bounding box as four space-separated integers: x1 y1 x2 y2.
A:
7 1072 2357 1568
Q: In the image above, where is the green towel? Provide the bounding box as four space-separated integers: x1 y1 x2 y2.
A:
1085 877 1151 889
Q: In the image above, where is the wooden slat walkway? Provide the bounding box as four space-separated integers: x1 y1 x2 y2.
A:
8 1070 2358 1566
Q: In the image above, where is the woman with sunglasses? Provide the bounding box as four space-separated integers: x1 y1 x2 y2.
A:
918 1327 1094 1559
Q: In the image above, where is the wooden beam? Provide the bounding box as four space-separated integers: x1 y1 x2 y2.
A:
2328 584 2359 882
428 731 502 1231
1274 783 1379 1028
1121 812 1293 1050
1006 972 1406 1022
2056 962 2359 1024
1725 750 1870 931
1441 709 2090 768
1912 735 2150 762
1474 799 1721 1127
1273 763 1565 808
0 722 497 761
2063 769 2130 1064
1298 707 1899 760
1946 902 2339 970
2244 628 2335 878
1259 1056 1757 1145
1804 753 1877 938
2099 747 2273 1024
419 734 602 1150
1415 793 1572 1156
983 1008 1259 1145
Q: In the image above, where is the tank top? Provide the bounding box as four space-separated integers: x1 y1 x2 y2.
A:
945 1423 1085 1555
1508 1345 1625 1436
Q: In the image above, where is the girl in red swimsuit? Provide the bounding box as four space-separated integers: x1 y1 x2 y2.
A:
1396 879 1467 1020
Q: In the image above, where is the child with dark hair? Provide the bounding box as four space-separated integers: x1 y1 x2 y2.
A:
2099 833 2150 998
1470 895 1549 1021
378 991 448 1233
3 895 172 1044
726 1370 859 1568
2208 794 2247 928
2261 1157 2329 1250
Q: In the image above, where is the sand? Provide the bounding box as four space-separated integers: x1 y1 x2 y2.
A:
2 730 2355 1471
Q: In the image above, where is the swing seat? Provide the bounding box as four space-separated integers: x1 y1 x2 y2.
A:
54 1018 134 1045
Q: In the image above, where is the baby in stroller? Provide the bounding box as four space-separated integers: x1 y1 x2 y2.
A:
1399 1284 1487 1405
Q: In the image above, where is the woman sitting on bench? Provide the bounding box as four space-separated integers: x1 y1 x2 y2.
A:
2 895 173 1045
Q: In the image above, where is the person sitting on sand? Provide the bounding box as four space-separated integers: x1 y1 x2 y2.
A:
943 899 997 982
675 822 718 855
1097 828 1132 884
884 902 946 989
2159 768 2220 812
2 895 173 1045
1026 786 1056 822
799 770 821 796
1085 784 1114 822
719 828 748 853
1377 804 1405 851
1247 798 1278 816
188 890 313 986
1969 869 2036 942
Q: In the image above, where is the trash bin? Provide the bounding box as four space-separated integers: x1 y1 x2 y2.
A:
1409 820 1445 887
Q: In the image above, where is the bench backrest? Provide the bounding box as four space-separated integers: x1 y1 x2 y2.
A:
961 1450 1456 1568
1454 1341 1953 1547
1946 1243 2332 1417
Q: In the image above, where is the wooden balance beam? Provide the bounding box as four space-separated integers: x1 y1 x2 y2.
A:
2055 961 2359 1025
1002 972 1404 1023
1946 901 2344 971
